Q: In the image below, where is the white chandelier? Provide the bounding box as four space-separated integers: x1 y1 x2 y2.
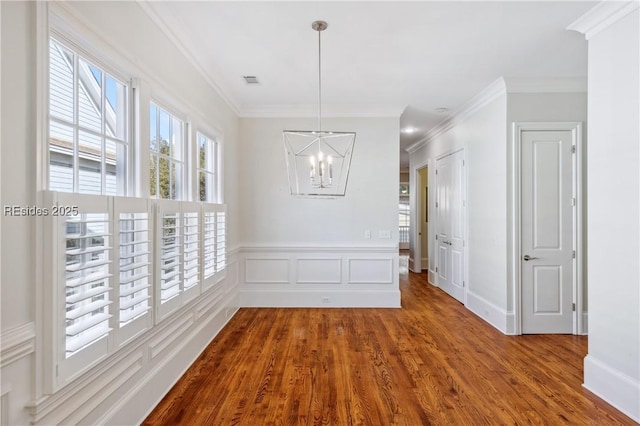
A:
283 21 355 197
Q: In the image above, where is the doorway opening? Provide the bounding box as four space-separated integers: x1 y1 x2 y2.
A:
410 165 429 274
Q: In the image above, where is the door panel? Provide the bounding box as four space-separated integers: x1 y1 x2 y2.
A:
438 245 448 283
436 159 451 289
522 131 573 334
436 150 465 303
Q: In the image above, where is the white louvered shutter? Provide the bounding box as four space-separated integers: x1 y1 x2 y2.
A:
64 213 113 357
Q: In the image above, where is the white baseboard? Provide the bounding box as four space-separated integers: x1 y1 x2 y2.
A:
581 312 589 335
240 290 401 308
506 311 516 335
428 269 436 286
465 290 508 334
583 355 640 422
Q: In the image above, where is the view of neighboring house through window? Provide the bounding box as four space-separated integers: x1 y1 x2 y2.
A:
197 132 219 202
49 37 129 195
150 102 184 199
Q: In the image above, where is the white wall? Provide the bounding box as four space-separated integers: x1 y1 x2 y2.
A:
238 117 401 307
505 92 588 325
409 83 589 335
409 92 509 330
580 7 639 421
1 7 38 425
0 2 241 424
239 117 399 245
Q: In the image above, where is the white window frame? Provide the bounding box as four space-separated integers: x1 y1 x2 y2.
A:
196 131 222 203
149 101 187 200
47 33 133 196
35 2 229 397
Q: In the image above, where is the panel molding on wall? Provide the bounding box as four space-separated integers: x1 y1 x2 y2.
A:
26 254 241 426
0 323 35 368
238 246 400 308
244 258 290 284
347 258 393 284
296 258 342 284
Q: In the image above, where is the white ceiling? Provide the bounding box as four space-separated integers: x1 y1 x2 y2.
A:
143 1 595 168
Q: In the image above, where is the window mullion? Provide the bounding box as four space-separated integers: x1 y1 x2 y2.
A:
101 72 107 194
73 53 80 193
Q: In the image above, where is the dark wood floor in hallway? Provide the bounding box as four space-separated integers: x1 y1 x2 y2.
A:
144 264 635 425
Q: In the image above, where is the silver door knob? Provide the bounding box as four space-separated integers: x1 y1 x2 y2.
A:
523 255 539 261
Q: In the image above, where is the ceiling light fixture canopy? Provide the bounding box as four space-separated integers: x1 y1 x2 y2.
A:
283 20 356 197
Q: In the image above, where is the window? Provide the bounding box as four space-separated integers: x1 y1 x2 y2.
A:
49 37 129 195
150 103 184 199
399 201 410 244
197 132 220 202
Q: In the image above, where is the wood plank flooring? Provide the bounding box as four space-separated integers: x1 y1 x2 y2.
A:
144 260 635 425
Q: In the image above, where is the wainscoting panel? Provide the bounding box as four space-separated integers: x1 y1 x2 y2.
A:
296 258 342 284
244 258 290 284
348 258 393 284
239 246 400 308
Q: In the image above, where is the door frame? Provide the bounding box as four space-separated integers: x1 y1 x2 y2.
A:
511 122 585 335
410 161 429 274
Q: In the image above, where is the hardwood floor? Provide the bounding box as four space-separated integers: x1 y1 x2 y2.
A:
144 259 635 425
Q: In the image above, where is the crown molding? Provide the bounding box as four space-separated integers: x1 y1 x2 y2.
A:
406 77 507 155
405 74 587 155
239 103 406 118
136 1 241 116
567 1 639 40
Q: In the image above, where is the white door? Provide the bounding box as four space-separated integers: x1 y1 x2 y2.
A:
436 150 465 303
521 130 574 333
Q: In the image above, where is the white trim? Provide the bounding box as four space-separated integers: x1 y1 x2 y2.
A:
411 161 429 273
238 246 400 308
239 103 405 118
240 244 397 253
511 122 584 335
27 254 239 425
406 78 506 155
465 291 508 334
584 355 640 422
581 312 588 335
49 2 230 136
347 258 394 284
240 290 401 308
105 300 239 426
406 76 587 156
567 1 640 40
136 1 241 115
0 323 36 368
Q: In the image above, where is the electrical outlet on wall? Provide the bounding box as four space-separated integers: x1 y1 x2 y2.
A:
378 230 391 239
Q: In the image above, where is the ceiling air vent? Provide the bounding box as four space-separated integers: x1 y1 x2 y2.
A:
242 75 260 85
